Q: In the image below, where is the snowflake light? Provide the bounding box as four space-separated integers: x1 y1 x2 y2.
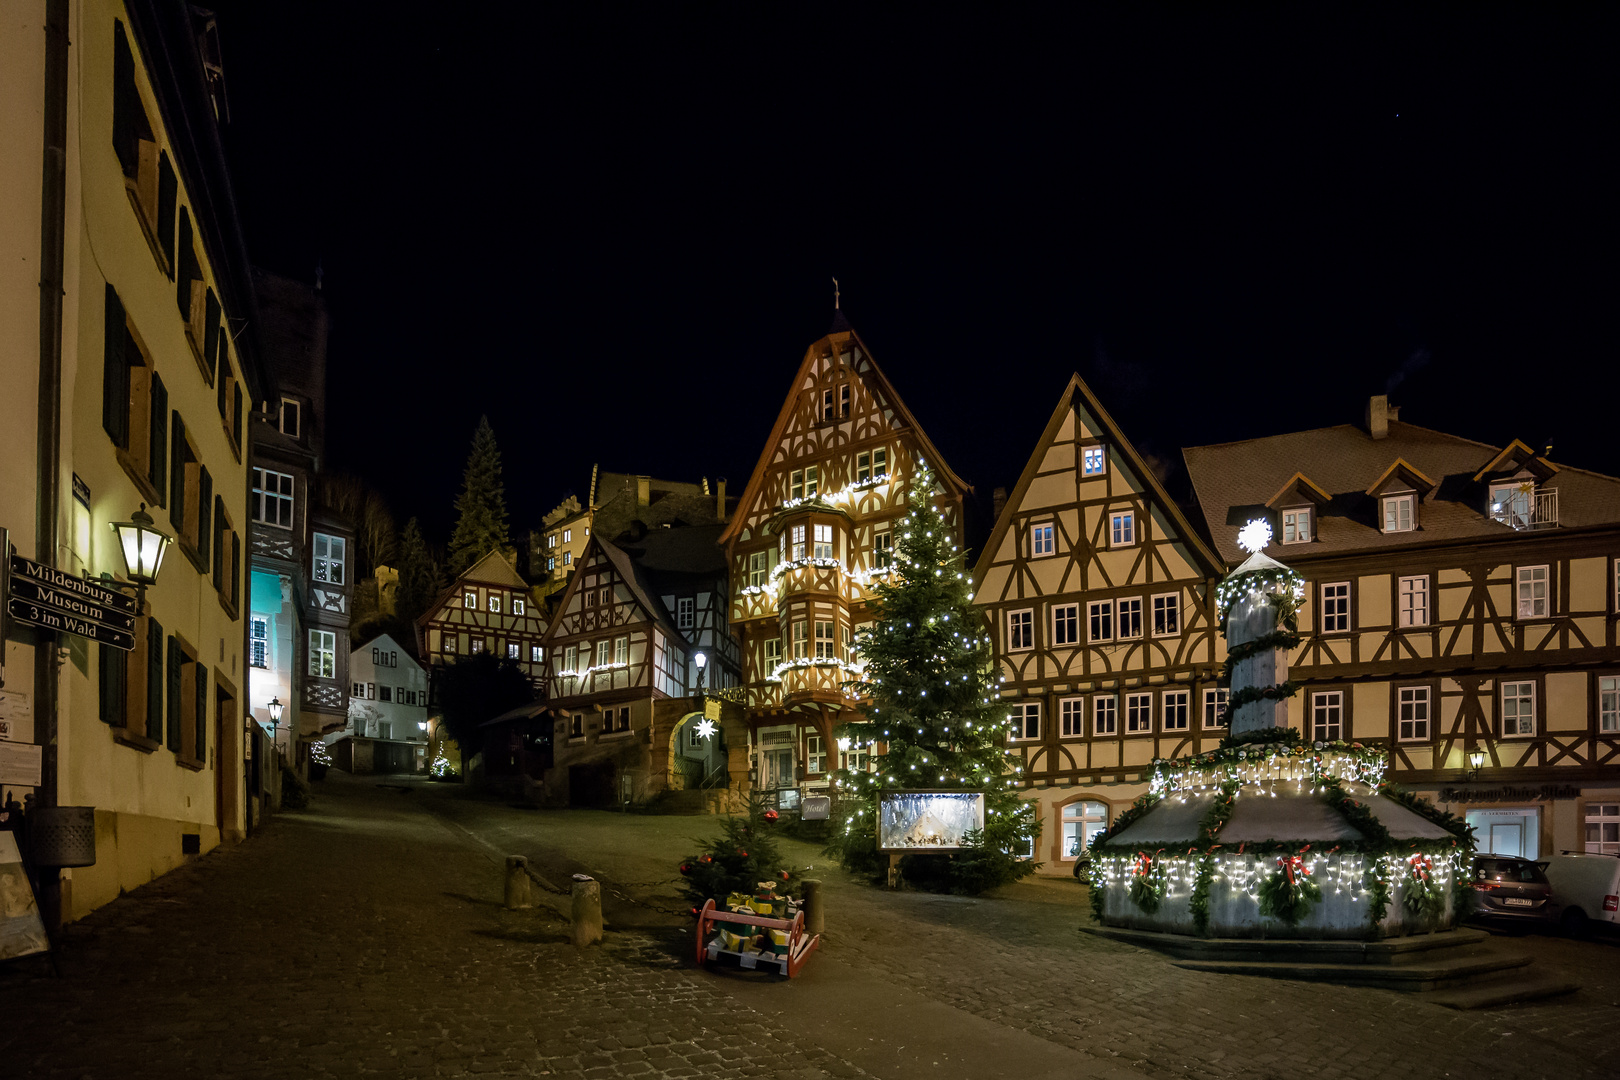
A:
1237 518 1273 554
694 718 717 741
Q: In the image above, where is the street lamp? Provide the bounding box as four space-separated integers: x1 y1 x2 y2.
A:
1467 748 1486 782
693 650 707 695
109 503 171 607
267 696 284 755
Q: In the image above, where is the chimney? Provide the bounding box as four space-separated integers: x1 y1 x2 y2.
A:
716 478 727 522
636 476 650 506
992 486 1009 522
1365 395 1391 440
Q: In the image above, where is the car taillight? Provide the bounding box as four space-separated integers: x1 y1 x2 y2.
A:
1604 894 1618 912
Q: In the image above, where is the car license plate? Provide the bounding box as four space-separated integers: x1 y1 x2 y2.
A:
1503 897 1533 907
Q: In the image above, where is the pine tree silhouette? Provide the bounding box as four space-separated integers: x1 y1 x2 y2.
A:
446 416 512 576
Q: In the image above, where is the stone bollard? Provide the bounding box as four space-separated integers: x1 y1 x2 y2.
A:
571 874 603 947
801 878 824 936
504 856 532 910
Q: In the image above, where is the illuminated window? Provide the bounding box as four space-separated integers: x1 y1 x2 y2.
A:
308 630 336 679
615 636 628 665
1585 803 1620 855
1382 494 1415 533
790 525 806 560
813 524 834 559
1082 446 1106 476
1501 681 1536 736
513 597 525 616
252 468 294 528
748 550 768 587
806 735 826 773
1111 511 1135 546
1282 508 1311 544
873 531 892 568
791 620 807 659
1031 523 1054 557
1007 609 1033 651
814 620 834 658
506 643 519 660
463 590 477 609
489 595 502 614
1602 676 1620 734
250 617 268 669
1516 566 1548 619
1062 801 1108 860
677 598 694 629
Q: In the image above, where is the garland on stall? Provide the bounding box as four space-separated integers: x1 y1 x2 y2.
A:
1127 851 1168 914
1402 853 1448 925
1219 725 1302 750
1188 781 1237 933
1256 851 1323 925
1215 565 1306 628
1220 629 1303 684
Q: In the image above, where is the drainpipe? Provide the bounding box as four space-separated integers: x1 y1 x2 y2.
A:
34 0 69 930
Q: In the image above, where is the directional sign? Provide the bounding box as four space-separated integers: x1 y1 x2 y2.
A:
8 555 136 615
8 597 135 651
8 578 136 632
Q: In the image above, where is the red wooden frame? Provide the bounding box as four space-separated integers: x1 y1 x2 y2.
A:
695 899 820 977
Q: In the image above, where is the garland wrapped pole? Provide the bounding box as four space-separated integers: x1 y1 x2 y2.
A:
1087 519 1475 939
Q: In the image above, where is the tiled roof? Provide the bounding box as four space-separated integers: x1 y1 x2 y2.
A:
1183 421 1620 564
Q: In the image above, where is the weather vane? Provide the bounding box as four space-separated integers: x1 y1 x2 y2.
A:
1237 518 1273 554
832 276 840 309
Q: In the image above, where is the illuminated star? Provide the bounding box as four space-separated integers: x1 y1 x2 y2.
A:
1236 518 1273 554
694 719 717 740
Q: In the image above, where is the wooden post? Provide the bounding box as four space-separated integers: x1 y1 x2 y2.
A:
571 874 603 947
887 852 901 890
801 878 824 935
504 855 531 910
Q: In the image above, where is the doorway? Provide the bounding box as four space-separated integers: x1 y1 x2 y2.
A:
762 747 794 790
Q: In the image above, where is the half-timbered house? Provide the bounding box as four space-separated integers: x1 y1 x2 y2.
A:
972 375 1227 874
1184 396 1620 861
418 550 548 689
722 310 971 808
536 534 716 804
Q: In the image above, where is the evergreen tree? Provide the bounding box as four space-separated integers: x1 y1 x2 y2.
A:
676 791 798 908
393 516 441 629
446 416 511 576
824 464 1040 893
436 652 533 772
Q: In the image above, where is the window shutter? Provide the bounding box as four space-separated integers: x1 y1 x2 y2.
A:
212 495 225 588
157 151 177 275
112 22 137 176
175 209 194 319
203 288 220 376
99 643 118 724
166 635 182 751
147 618 164 741
102 285 129 448
195 660 208 762
232 384 243 447
169 414 186 535
149 372 168 496
197 466 212 563
215 345 228 417
230 533 241 609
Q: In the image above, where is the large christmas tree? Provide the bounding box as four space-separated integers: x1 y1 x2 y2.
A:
825 464 1040 893
447 416 512 576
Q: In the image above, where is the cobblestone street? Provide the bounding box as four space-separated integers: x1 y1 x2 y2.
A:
2 775 1617 1080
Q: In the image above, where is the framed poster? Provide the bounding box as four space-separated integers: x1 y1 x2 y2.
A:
0 832 47 962
877 790 986 852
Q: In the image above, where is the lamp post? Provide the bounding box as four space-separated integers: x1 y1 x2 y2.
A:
109 503 171 608
267 696 284 758
1466 748 1485 783
693 650 707 696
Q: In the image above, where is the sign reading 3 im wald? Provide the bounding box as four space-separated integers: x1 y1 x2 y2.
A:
7 554 137 652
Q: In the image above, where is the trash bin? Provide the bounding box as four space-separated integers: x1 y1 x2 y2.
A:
30 806 97 868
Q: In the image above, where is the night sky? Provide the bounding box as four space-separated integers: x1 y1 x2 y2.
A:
213 3 1615 556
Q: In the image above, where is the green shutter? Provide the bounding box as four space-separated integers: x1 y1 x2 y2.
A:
157 151 176 275
212 495 224 588
175 209 194 319
197 466 212 563
112 22 137 177
230 533 241 610
147 618 164 741
195 659 208 762
170 413 186 536
102 285 128 448
166 635 182 751
215 341 228 417
203 289 220 371
99 643 118 724
149 372 167 495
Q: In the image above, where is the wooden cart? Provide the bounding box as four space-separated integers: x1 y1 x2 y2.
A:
695 898 820 977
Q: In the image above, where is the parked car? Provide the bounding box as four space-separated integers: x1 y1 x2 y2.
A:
1466 855 1560 931
1541 852 1620 937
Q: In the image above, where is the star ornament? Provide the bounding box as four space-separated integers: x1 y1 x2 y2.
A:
1237 518 1273 554
694 718 717 741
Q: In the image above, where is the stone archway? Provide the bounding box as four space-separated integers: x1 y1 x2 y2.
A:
650 697 752 813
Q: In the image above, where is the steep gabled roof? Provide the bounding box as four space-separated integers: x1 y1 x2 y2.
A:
719 318 971 546
1472 438 1560 483
415 549 532 630
972 373 1224 588
350 632 422 670
540 535 689 649
1365 458 1437 499
1265 472 1333 508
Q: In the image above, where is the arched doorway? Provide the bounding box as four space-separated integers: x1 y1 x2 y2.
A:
669 711 726 791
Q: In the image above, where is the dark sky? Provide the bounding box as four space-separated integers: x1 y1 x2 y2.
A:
213 3 1615 555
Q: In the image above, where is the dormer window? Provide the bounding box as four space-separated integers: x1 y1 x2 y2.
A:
1382 494 1415 533
1281 507 1312 544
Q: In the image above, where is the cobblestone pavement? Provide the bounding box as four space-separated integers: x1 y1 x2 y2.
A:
3 776 1617 1080
414 783 1620 1080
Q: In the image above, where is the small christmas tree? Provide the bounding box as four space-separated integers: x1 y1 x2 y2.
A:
824 463 1039 893
676 792 798 909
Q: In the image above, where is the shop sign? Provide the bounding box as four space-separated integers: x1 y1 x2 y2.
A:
877 790 985 852
1438 784 1581 804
